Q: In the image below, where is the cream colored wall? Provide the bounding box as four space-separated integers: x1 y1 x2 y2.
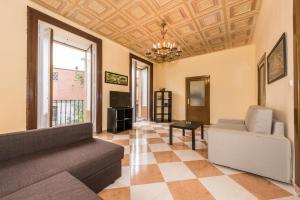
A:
154 45 256 123
253 0 294 140
0 0 140 133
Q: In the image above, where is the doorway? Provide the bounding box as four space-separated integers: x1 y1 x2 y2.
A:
185 76 210 124
27 8 102 132
129 54 154 122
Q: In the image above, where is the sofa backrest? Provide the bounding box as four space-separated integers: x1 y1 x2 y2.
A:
245 106 273 134
0 123 93 162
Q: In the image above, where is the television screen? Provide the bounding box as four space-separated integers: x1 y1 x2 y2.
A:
110 91 131 108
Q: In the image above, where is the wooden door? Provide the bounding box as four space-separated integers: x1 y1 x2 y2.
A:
186 76 210 124
294 0 300 187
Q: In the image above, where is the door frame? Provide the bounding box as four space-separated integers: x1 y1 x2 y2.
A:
27 7 103 133
185 75 210 124
129 53 154 121
294 0 300 188
257 53 266 106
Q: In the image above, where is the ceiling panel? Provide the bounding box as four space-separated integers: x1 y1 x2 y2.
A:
31 0 261 61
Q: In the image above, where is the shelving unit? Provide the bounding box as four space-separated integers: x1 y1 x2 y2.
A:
154 91 172 122
107 107 133 133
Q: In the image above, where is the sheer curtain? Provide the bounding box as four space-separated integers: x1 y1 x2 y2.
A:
37 23 52 128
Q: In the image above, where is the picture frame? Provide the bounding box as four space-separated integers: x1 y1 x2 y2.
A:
267 33 287 84
105 71 128 86
257 53 266 106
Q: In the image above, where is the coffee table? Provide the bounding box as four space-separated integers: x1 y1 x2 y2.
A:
169 121 204 150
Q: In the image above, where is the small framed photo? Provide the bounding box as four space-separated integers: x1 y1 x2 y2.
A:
267 33 287 84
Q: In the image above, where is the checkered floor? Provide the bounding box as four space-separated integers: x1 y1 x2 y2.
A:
95 121 299 200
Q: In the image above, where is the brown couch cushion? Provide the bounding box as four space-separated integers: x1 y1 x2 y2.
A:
0 172 102 200
0 139 123 198
0 123 93 162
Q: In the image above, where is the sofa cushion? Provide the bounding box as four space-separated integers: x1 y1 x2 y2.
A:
245 106 273 134
0 172 102 200
211 123 247 131
0 123 93 162
0 139 123 198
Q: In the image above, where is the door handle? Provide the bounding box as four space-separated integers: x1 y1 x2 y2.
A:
187 98 190 105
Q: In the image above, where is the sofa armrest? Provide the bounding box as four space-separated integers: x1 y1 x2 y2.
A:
217 119 245 125
207 127 292 183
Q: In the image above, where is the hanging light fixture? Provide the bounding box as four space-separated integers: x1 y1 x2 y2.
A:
145 21 182 62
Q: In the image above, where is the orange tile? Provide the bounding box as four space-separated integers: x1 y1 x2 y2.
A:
230 173 292 200
112 139 129 146
147 138 164 144
159 133 169 137
168 179 214 200
196 149 208 159
122 154 129 166
131 164 164 185
131 145 150 153
99 187 130 200
169 143 190 150
178 136 193 142
185 160 223 178
153 151 181 163
144 130 156 134
97 133 114 140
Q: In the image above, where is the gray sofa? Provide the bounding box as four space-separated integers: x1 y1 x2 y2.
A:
0 123 124 200
208 106 292 183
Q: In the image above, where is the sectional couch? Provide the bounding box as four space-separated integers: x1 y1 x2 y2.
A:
0 123 124 200
208 105 292 183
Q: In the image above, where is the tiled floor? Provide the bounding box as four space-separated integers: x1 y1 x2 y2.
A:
96 121 299 200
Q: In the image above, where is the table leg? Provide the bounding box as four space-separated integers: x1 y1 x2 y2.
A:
192 129 195 150
201 124 204 140
169 126 173 145
183 128 185 136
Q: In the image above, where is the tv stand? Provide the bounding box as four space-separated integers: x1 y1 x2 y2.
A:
107 107 133 133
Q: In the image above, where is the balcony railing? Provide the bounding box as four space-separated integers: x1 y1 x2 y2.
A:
52 100 84 126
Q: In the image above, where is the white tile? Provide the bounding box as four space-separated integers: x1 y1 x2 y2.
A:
158 162 196 181
107 166 130 189
130 138 148 145
142 133 160 139
174 150 204 161
124 145 130 155
184 141 207 149
113 134 129 140
149 143 172 152
162 137 182 143
214 164 243 175
130 152 157 165
131 182 173 200
200 176 257 200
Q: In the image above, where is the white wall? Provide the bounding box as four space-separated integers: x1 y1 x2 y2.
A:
0 0 142 133
253 0 294 140
154 45 256 123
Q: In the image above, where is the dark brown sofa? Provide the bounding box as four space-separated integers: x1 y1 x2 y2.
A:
0 123 124 200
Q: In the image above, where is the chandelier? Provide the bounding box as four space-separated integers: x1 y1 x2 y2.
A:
145 21 182 62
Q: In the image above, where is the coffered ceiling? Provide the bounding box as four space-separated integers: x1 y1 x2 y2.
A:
31 0 261 61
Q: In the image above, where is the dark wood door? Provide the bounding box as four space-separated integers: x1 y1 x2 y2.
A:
186 76 210 124
294 0 300 187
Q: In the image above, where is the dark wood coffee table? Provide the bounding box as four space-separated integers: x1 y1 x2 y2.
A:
169 121 204 150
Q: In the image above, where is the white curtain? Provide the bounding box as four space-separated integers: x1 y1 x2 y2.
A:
37 24 52 128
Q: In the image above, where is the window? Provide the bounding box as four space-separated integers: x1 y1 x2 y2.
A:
53 72 58 80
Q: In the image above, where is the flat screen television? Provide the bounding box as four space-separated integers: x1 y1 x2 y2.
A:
110 91 131 108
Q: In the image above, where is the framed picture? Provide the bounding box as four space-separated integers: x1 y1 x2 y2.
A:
105 71 128 86
257 53 266 106
267 33 287 84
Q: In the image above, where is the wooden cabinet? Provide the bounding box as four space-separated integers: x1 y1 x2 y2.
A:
107 107 133 133
154 91 172 122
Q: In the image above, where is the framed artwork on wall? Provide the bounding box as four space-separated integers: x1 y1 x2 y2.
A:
258 53 266 106
267 33 287 84
105 71 128 86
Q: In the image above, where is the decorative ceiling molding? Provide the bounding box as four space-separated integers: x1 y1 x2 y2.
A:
31 0 261 60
